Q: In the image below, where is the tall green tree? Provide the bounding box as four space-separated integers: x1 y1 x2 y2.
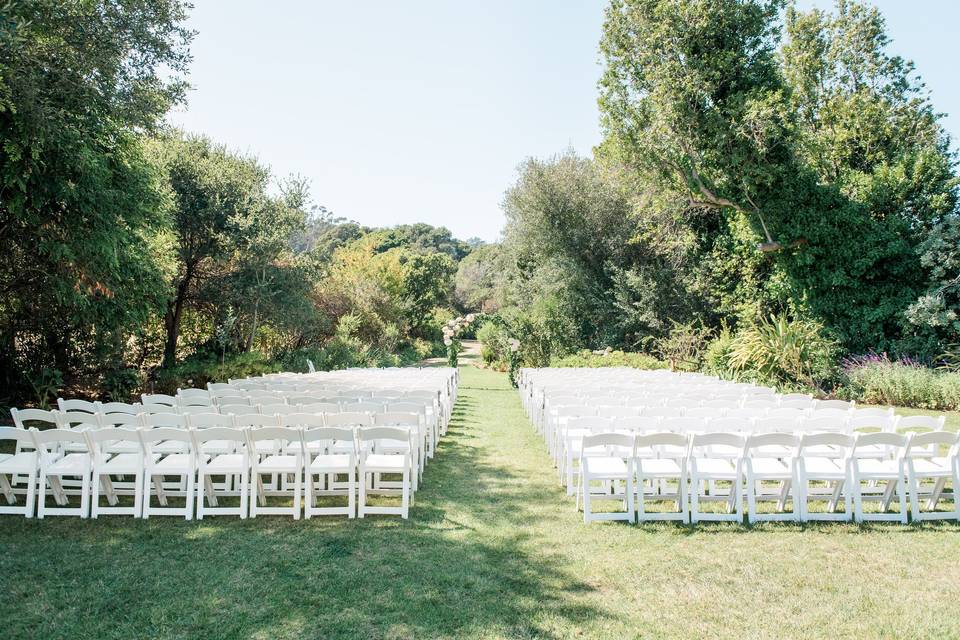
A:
598 0 924 352
147 132 271 367
0 0 192 390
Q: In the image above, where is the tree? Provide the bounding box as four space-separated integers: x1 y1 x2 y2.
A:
147 132 272 367
0 0 192 391
597 0 924 352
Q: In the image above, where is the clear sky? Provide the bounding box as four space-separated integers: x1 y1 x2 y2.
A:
168 1 958 243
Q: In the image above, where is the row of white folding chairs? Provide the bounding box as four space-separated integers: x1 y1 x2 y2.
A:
551 412 945 492
10 408 431 479
575 430 960 524
542 405 875 464
0 425 419 520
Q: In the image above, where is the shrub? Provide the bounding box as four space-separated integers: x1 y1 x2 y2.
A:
726 314 839 391
477 321 511 367
102 366 143 402
551 349 667 369
648 320 714 371
841 354 960 410
153 352 278 393
703 326 736 378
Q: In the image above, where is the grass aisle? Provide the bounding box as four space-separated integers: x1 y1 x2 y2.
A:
1 365 959 639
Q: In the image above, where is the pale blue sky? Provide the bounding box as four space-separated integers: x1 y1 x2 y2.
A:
168 1 957 242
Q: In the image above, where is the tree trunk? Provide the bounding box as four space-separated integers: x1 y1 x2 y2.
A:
162 270 192 368
245 299 259 353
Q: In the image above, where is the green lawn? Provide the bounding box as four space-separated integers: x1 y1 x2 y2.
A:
2 365 960 639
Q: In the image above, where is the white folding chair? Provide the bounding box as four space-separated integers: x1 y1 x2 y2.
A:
635 432 688 523
31 428 92 518
140 427 203 519
850 432 909 523
87 428 149 518
815 399 855 411
743 432 799 523
141 393 177 406
302 427 357 518
904 431 959 522
795 433 853 522
688 432 745 523
192 427 250 519
247 427 302 519
57 398 99 414
0 427 38 517
357 427 413 519
576 433 635 523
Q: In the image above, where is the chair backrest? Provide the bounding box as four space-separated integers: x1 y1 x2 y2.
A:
11 408 59 430
351 402 386 414
139 427 194 454
636 431 688 455
191 427 247 450
86 427 141 458
797 432 854 455
851 431 907 457
373 412 421 427
683 406 723 419
705 417 751 434
141 393 176 406
611 416 661 433
744 432 799 456
724 407 768 420
207 382 235 393
904 431 959 458
57 398 99 414
596 405 640 418
325 412 373 427
100 402 140 415
801 415 849 434
188 413 234 429
752 416 801 435
851 407 894 421
896 415 945 433
300 402 342 414
357 426 412 450
215 396 250 407
31 427 90 454
142 412 189 428
766 408 807 422
848 414 895 434
301 427 356 454
56 410 102 429
778 398 814 410
581 432 635 456
262 404 299 416
815 399 854 411
280 413 326 428
233 413 280 428
643 407 684 418
660 417 706 434
742 397 779 409
246 426 301 448
689 432 745 456
0 425 39 448
566 417 613 432
98 412 140 428
387 402 426 415
140 403 179 415
215 403 254 415
288 396 325 406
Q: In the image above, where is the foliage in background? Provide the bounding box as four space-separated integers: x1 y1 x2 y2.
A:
840 353 960 411
550 350 666 370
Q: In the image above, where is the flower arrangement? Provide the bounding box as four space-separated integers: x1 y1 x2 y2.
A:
443 313 477 368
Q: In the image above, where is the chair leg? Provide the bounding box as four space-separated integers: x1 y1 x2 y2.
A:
133 471 143 518
80 471 90 518
25 470 36 519
37 473 47 519
348 470 356 519
91 472 101 519
196 471 205 520
293 470 301 520
184 472 194 520
401 469 409 520
358 468 366 518
897 476 908 524
239 470 249 519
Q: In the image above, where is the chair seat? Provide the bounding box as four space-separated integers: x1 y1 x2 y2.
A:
855 459 902 477
309 454 353 472
800 457 845 477
257 455 299 472
692 458 738 477
747 458 792 476
582 457 628 476
362 454 407 471
205 454 248 473
47 453 90 475
152 453 207 474
910 458 953 476
153 440 188 454
637 458 682 476
198 440 237 454
99 453 157 474
0 452 37 474
105 441 141 454
803 444 843 457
